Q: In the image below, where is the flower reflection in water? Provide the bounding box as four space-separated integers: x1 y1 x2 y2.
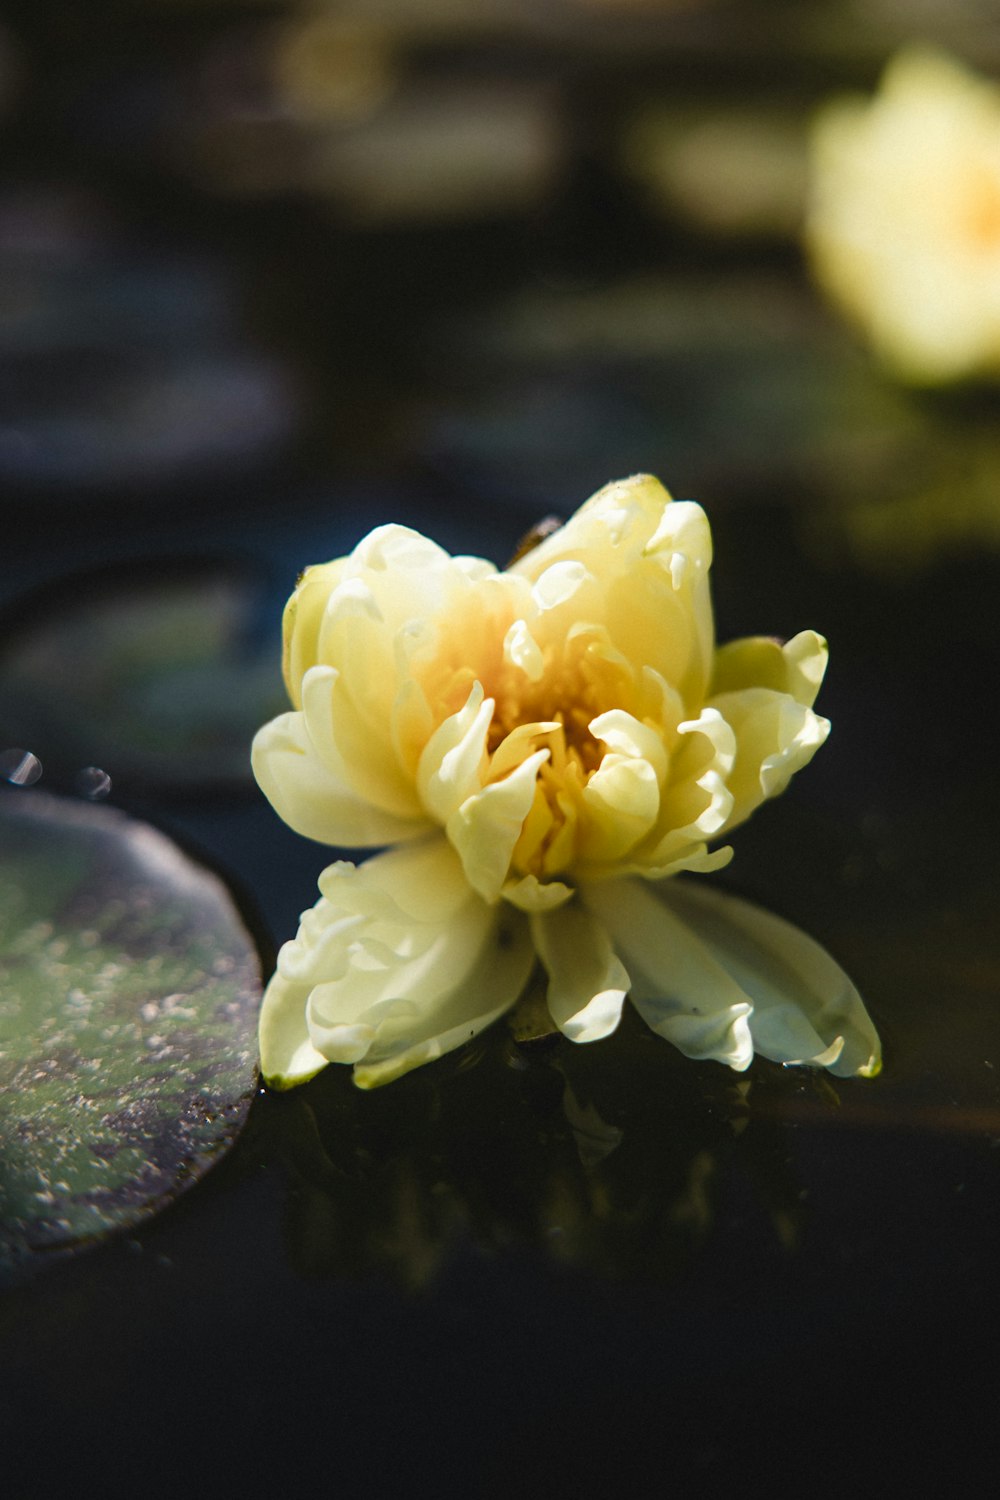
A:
266 1012 812 1289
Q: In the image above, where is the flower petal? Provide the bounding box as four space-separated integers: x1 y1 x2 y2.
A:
252 710 431 848
263 838 535 1089
579 753 661 863
446 747 550 902
589 708 669 779
503 619 545 681
660 879 881 1077
258 971 331 1090
511 475 715 711
501 873 575 912
710 630 828 709
282 559 348 708
531 901 629 1043
302 664 424 820
584 878 755 1068
417 681 493 824
709 688 830 832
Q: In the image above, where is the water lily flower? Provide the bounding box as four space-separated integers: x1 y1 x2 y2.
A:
253 475 879 1088
806 47 1000 384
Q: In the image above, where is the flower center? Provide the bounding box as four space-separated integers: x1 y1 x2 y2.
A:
487 632 624 775
491 628 637 880
412 594 644 882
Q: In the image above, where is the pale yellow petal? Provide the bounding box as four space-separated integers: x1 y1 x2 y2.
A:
579 754 660 863
503 619 545 681
710 630 828 708
281 558 348 708
584 877 755 1068
261 838 534 1088
709 688 830 832
446 747 550 902
301 665 424 820
252 710 431 848
501 873 575 912
530 901 629 1043
416 681 493 824
656 879 881 1077
589 708 669 780
259 970 331 1089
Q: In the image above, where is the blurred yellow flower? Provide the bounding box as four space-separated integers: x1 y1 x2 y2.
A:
253 476 879 1088
807 47 1000 384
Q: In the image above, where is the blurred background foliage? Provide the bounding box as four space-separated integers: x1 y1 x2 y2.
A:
4 0 1000 593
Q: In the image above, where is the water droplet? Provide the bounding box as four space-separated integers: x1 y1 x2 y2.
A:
75 766 112 799
0 748 43 786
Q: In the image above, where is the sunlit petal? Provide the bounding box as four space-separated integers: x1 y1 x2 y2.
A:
585 878 756 1068
258 970 331 1089
660 880 881 1077
417 681 493 823
531 901 629 1043
252 710 430 848
259 838 534 1089
447 747 550 902
709 688 830 832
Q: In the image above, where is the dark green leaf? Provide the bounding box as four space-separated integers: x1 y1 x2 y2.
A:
0 790 262 1282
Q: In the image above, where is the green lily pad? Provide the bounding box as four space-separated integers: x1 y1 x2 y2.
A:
0 790 262 1283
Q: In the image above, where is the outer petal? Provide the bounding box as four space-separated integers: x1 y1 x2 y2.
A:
530 901 629 1043
708 688 830 833
252 709 431 848
710 630 828 709
585 877 879 1078
303 664 424 820
281 558 348 708
661 879 880 1077
584 878 755 1068
261 838 535 1090
258 970 330 1089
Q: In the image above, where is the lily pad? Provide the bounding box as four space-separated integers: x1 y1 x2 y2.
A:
0 557 286 796
0 790 262 1283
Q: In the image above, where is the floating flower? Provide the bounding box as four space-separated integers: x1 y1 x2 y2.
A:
253 475 879 1088
806 47 1000 384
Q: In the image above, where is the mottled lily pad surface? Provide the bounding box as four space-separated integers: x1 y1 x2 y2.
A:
0 790 262 1282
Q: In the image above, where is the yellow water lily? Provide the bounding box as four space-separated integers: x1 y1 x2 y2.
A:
807 47 1000 384
253 475 879 1088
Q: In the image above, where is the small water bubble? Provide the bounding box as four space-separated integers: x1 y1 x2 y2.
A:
76 766 112 799
0 748 43 786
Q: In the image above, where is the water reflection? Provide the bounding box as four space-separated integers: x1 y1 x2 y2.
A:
0 748 42 787
75 766 112 800
265 1011 809 1289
